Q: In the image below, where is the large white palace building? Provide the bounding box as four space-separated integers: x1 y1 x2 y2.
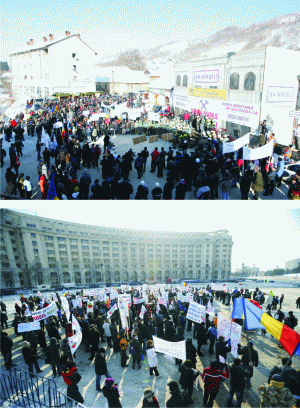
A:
0 209 233 288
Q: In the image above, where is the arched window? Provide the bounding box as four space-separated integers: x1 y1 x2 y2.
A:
244 72 256 91
230 73 239 90
50 272 58 285
176 75 181 87
182 75 188 87
63 272 70 283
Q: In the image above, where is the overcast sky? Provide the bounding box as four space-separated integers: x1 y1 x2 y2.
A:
3 202 300 272
1 0 299 62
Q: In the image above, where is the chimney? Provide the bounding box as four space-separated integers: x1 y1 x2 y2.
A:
66 31 71 37
77 34 81 38
30 39 34 45
49 34 53 40
43 36 47 42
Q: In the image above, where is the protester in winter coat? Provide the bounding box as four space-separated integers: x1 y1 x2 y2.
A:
94 347 111 391
142 387 160 408
129 336 142 369
36 329 47 351
179 360 200 404
260 374 294 407
110 320 118 352
226 358 253 407
202 360 229 407
166 381 187 408
102 378 122 407
46 337 61 377
238 341 259 387
119 330 128 367
268 358 299 396
215 336 231 368
1 332 16 370
196 322 207 357
61 356 84 404
88 325 100 360
252 166 264 199
61 338 72 360
146 340 160 378
22 341 43 378
185 338 197 369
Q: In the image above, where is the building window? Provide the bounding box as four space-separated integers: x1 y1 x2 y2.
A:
244 72 256 91
176 75 181 86
229 73 239 90
31 233 36 238
182 75 188 87
72 53 76 58
27 224 36 228
57 237 66 242
32 241 37 246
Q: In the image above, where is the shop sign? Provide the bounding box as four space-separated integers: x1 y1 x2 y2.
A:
188 87 227 100
266 86 296 104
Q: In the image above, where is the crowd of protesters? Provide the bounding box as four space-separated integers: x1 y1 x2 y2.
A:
1 93 300 200
1 282 300 408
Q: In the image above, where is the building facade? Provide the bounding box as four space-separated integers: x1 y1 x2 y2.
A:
174 46 300 145
95 66 149 94
0 209 233 288
10 32 96 99
285 258 300 270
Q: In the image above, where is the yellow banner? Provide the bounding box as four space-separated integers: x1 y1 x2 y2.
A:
188 87 227 100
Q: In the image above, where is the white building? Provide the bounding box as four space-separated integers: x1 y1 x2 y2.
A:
0 209 233 288
174 46 300 145
95 66 150 94
285 258 300 270
10 32 97 99
147 61 175 108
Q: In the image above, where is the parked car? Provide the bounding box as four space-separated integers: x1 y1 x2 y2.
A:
282 161 300 183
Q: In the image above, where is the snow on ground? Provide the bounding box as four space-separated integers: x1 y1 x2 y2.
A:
159 40 189 54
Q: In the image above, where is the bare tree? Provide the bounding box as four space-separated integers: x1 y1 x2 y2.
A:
114 49 146 71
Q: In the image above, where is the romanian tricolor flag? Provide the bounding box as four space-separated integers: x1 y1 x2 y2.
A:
61 127 65 139
61 289 67 296
54 105 59 112
183 282 187 287
232 297 300 357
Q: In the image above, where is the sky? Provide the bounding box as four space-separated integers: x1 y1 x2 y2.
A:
2 202 300 272
1 0 299 62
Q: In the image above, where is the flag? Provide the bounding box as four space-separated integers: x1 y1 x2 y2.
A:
183 282 187 287
232 298 300 356
61 127 65 139
61 289 67 297
37 291 41 297
46 173 58 200
54 105 59 112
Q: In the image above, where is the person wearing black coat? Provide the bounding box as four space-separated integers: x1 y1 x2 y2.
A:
166 381 187 407
46 337 61 377
185 338 197 369
95 347 111 391
196 322 207 357
1 332 16 370
215 336 231 369
165 321 176 342
226 358 253 407
179 360 199 404
102 378 122 407
22 341 43 378
88 325 100 360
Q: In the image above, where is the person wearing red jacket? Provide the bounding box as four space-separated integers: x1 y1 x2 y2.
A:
201 360 229 407
61 356 84 404
150 147 160 172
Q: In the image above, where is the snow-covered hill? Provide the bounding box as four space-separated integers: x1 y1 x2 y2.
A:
97 12 300 69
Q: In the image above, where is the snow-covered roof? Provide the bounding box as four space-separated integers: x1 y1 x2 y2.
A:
96 66 150 84
10 34 97 56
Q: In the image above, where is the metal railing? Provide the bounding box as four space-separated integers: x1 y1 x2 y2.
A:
0 368 86 408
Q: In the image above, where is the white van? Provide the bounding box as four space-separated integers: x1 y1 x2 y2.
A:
37 284 51 291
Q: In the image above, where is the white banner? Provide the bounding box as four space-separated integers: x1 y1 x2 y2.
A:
60 296 70 322
211 283 227 291
206 300 214 316
72 298 82 308
110 290 118 300
243 140 274 161
217 313 231 341
222 133 250 154
230 321 242 358
31 302 58 322
153 336 186 361
18 321 41 333
83 289 100 297
143 293 149 304
139 304 147 319
120 307 129 329
53 121 63 129
186 301 206 324
148 112 160 122
133 298 144 305
69 315 82 355
41 126 50 148
107 304 118 319
158 297 168 308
